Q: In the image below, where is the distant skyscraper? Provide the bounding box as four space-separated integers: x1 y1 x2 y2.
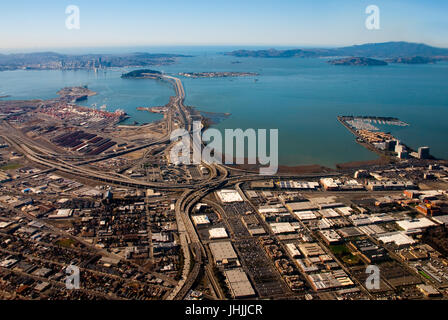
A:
386 140 397 151
398 150 409 159
418 147 430 159
395 144 406 154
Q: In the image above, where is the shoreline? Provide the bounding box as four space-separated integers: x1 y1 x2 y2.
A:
2 67 445 169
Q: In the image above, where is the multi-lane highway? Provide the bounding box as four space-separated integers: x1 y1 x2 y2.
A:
0 72 343 300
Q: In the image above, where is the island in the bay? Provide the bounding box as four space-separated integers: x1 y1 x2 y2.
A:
56 86 97 102
178 71 259 78
120 69 162 79
328 57 388 66
225 41 448 65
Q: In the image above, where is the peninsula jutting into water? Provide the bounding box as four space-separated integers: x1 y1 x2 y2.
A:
178 71 259 78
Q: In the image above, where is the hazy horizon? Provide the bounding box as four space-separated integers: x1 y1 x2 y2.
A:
2 41 448 55
1 0 447 51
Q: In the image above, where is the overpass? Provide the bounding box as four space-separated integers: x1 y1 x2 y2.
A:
1 72 343 300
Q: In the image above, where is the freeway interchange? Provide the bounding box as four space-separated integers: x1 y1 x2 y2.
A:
0 72 342 300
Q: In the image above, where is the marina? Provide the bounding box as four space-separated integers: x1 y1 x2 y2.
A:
338 116 432 161
344 116 410 131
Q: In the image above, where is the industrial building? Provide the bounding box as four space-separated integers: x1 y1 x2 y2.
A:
320 178 364 191
337 227 364 239
224 268 256 299
269 222 296 235
276 180 319 190
216 189 243 203
48 209 73 219
293 210 317 221
0 171 12 183
298 243 325 257
376 231 416 247
209 241 239 267
307 270 354 291
285 243 302 258
418 146 430 159
209 228 229 239
366 180 417 191
192 215 211 227
318 230 342 245
349 239 388 263
432 215 448 225
285 201 318 212
319 208 341 219
241 215 266 235
396 218 436 232
417 284 441 297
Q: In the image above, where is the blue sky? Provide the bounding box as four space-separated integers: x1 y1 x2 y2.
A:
1 0 447 50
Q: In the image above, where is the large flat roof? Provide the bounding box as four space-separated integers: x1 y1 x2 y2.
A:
397 218 436 231
377 232 415 247
216 189 243 203
209 227 229 239
224 268 255 298
209 241 238 262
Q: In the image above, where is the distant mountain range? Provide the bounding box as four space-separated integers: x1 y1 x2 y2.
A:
1 42 448 71
225 42 448 63
0 52 191 71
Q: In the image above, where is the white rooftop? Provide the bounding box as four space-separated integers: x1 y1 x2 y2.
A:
269 222 295 234
377 232 416 247
209 228 228 239
216 189 243 203
293 210 317 220
397 218 436 231
192 215 210 225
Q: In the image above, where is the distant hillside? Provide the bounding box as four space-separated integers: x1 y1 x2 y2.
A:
225 48 324 58
384 56 443 64
335 42 448 58
225 42 448 59
121 69 162 78
328 57 388 66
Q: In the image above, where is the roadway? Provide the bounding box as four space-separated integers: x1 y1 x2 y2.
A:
0 72 347 300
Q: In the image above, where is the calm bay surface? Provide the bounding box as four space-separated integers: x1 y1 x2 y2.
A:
1 47 447 167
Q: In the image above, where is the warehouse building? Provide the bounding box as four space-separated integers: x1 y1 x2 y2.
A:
209 241 239 267
285 243 302 258
298 243 325 257
269 222 296 235
285 202 318 212
192 215 211 227
293 210 317 221
376 231 415 247
216 189 243 203
209 228 229 239
396 218 436 233
224 268 256 299
48 209 73 219
318 230 342 245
